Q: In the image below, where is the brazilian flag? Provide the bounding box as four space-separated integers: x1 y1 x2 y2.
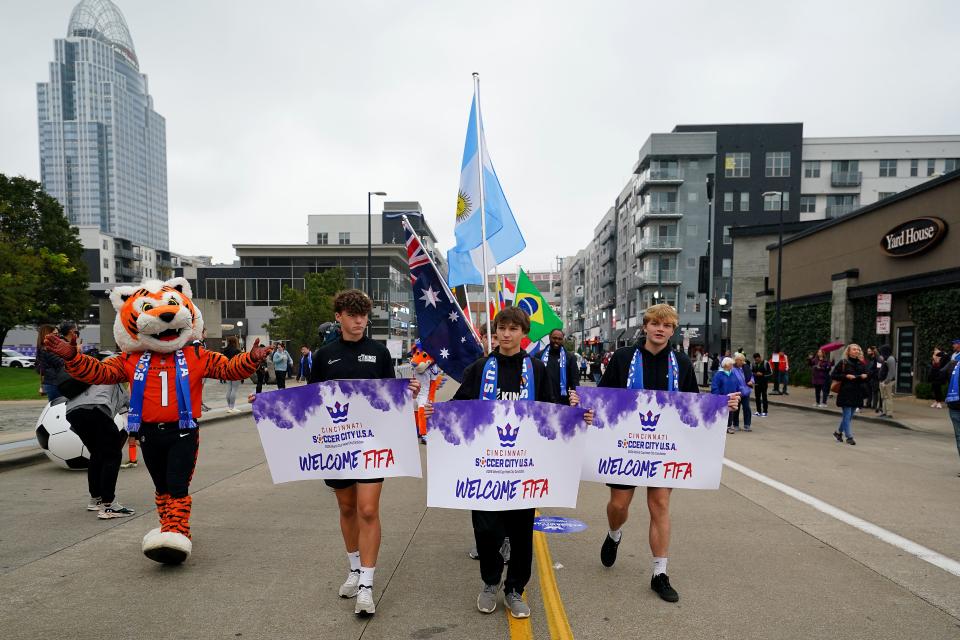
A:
514 268 563 342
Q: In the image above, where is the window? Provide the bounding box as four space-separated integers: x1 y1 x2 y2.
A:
739 192 749 212
721 258 732 278
799 195 816 213
723 192 734 212
878 192 896 200
910 159 919 177
102 239 108 250
724 152 750 178
103 276 109 283
765 151 791 177
763 192 789 211
722 225 732 245
879 159 897 177
316 232 328 245
945 159 960 172
338 232 350 245
927 159 936 176
803 161 821 178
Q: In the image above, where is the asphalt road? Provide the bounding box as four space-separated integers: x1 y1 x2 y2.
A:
1 398 958 639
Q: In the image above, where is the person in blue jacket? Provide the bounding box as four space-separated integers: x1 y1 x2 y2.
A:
712 357 742 433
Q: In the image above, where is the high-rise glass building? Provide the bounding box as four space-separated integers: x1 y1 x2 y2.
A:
37 0 168 250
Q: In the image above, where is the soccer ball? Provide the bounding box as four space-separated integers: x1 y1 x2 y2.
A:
35 399 127 470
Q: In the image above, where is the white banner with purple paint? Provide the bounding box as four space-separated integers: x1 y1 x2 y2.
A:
576 387 729 489
427 400 588 510
251 379 420 484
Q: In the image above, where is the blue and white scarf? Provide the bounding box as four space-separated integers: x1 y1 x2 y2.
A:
626 348 678 391
541 346 568 397
127 350 194 434
947 352 960 404
480 354 534 401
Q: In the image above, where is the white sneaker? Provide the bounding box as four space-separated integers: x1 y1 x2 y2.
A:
355 585 375 616
87 497 102 511
339 570 360 598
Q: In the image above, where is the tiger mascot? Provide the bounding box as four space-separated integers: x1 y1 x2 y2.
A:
409 341 444 440
44 277 272 565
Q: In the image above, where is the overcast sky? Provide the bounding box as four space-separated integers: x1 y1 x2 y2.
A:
2 0 958 270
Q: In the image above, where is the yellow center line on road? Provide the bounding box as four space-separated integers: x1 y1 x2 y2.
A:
530 516 574 640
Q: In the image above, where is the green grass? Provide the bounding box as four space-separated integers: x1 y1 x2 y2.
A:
0 366 44 401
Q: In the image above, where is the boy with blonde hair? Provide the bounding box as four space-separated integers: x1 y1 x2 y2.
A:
596 304 739 603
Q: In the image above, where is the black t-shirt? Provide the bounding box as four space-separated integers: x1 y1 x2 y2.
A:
541 346 581 405
598 344 699 393
308 336 395 383
453 350 557 403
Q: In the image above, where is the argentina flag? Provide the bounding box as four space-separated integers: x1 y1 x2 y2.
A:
446 93 526 287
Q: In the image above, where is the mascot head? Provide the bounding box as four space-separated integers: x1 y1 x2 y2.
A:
110 277 204 354
409 339 435 373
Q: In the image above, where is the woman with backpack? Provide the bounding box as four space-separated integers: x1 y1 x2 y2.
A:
831 343 868 445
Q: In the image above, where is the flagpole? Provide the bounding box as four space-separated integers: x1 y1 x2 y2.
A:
473 72 492 354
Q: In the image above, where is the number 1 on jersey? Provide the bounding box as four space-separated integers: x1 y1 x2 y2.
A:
159 370 169 407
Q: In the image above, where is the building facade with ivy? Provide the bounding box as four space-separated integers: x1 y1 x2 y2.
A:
743 170 960 394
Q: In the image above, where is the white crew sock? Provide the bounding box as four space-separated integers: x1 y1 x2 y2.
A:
347 551 361 572
360 566 376 588
608 528 622 543
652 556 668 576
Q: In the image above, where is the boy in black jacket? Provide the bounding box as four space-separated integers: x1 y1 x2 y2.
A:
448 307 565 619
597 304 739 603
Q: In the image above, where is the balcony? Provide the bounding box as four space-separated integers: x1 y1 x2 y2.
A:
116 265 137 280
159 259 174 269
638 269 680 285
597 223 614 244
635 201 683 226
637 167 684 193
831 171 862 187
114 247 136 260
826 204 859 218
598 246 614 265
637 235 682 255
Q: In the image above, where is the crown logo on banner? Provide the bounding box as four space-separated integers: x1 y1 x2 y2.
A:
496 423 519 447
326 401 350 423
639 410 661 432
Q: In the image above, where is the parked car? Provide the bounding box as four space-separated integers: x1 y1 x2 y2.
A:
2 349 35 368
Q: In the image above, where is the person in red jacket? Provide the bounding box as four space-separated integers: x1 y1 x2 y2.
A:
769 351 790 395
45 277 273 565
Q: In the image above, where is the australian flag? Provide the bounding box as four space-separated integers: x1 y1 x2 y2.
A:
403 217 483 382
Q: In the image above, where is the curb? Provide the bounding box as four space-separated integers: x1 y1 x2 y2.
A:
0 407 254 472
766 399 911 430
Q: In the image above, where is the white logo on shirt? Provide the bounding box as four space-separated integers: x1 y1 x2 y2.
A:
327 359 341 365
358 354 377 363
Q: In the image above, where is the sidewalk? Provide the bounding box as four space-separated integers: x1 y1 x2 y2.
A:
0 377 311 468
763 385 954 436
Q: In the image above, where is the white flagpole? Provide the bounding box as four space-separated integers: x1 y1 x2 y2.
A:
473 72 492 354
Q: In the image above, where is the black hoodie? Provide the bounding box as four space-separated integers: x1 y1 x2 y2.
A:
453 350 557 403
598 343 699 393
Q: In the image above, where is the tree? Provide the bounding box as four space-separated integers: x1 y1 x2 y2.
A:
266 269 346 351
0 174 89 346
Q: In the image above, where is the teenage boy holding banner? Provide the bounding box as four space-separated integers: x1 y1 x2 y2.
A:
308 289 421 617
596 304 739 603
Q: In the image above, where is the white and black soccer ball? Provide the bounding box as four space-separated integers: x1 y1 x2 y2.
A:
35 399 127 470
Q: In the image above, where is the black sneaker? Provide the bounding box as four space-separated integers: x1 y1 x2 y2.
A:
600 533 621 567
833 431 843 442
846 437 856 446
651 573 679 602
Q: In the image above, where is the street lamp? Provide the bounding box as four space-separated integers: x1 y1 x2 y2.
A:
761 191 785 354
367 191 387 298
718 296 728 307
236 320 245 350
704 173 715 356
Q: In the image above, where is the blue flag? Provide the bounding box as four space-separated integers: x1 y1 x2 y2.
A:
446 94 526 287
404 218 483 382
